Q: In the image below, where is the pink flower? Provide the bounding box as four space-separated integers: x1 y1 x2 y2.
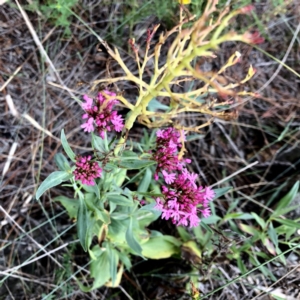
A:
167 198 178 209
111 115 124 132
154 198 163 210
80 90 124 138
177 217 188 227
161 209 172 220
151 127 215 227
200 207 211 218
154 171 215 227
204 187 215 201
162 170 176 184
152 128 186 178
81 117 94 133
188 213 200 227
73 155 102 186
82 95 93 110
182 169 198 188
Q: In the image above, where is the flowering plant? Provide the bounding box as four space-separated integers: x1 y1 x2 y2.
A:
36 1 262 291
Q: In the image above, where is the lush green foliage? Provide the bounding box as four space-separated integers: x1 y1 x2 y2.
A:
22 0 77 34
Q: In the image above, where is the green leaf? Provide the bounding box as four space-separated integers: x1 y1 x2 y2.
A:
237 257 247 274
121 150 138 157
118 252 132 270
182 240 202 263
251 212 266 229
273 204 300 216
202 215 221 224
273 181 299 216
82 184 100 200
213 187 232 199
147 98 169 111
142 236 180 259
109 202 117 214
162 235 182 247
139 203 158 212
238 223 260 236
83 194 111 224
77 197 89 251
36 171 73 200
106 264 124 288
53 196 79 219
177 227 191 242
273 217 300 229
126 217 142 255
54 153 71 171
94 208 111 224
275 224 297 238
136 203 161 228
261 235 276 256
135 191 162 198
199 222 214 233
186 134 205 142
118 158 155 170
108 218 128 244
87 246 110 290
137 169 152 198
107 193 134 206
223 212 253 221
267 222 278 249
114 169 127 187
107 245 119 286
150 230 163 237
61 129 75 161
92 132 109 153
111 212 131 220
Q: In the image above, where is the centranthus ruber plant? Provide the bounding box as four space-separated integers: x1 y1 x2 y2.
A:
36 1 263 291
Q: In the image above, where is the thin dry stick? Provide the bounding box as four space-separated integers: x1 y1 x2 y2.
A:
0 241 69 275
0 27 56 93
229 22 300 111
0 206 63 269
5 93 91 151
15 0 76 100
250 263 300 300
210 161 259 188
0 193 32 227
2 142 18 177
0 270 57 288
236 191 276 215
0 66 22 92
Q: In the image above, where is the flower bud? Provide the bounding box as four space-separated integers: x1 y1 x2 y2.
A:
239 5 255 14
242 31 264 44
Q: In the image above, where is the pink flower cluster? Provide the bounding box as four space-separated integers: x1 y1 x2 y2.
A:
73 155 102 186
81 90 124 139
152 128 191 180
152 128 215 227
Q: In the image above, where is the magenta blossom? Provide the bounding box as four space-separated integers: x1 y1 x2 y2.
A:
73 155 102 186
152 128 189 180
152 127 215 227
154 169 215 228
81 90 124 138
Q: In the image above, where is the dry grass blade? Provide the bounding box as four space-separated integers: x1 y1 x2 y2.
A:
14 0 76 100
210 161 259 188
0 206 63 269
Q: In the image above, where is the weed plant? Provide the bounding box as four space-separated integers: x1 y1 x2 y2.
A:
1 0 300 299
